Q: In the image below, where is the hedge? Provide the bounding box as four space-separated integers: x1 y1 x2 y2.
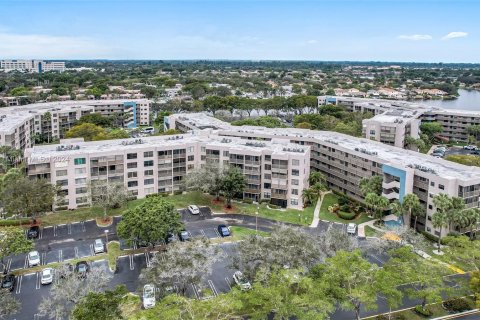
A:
414 305 432 317
338 211 356 220
242 198 254 204
0 219 31 226
421 231 448 245
443 298 471 313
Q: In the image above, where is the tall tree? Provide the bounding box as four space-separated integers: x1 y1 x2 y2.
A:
117 197 183 247
140 238 221 296
402 193 423 230
431 196 450 252
359 176 383 196
221 167 246 208
364 193 389 219
72 285 128 320
185 162 225 200
89 180 128 219
38 265 112 319
0 291 20 319
65 122 106 141
0 227 34 272
419 122 443 142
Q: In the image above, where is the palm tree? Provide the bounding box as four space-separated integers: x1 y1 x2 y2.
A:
447 197 465 230
308 171 326 186
411 205 426 231
432 210 449 252
460 208 480 240
403 193 421 229
302 187 317 206
365 193 389 219
390 200 406 218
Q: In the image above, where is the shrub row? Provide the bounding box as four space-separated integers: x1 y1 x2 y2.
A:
443 298 472 313
414 305 432 317
242 198 254 204
0 218 31 226
421 231 448 245
338 211 356 220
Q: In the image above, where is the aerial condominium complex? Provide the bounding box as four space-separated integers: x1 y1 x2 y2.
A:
165 113 480 237
0 99 150 151
0 60 65 73
25 133 310 211
318 96 480 148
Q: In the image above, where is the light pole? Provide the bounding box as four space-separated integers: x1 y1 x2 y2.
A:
104 229 109 252
256 206 259 234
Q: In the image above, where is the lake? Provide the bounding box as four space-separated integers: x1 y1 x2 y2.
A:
420 89 480 111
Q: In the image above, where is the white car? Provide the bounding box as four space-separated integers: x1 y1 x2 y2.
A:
28 251 40 267
41 268 54 285
347 223 357 235
143 284 156 309
188 205 200 215
464 145 477 150
233 271 252 290
93 239 104 254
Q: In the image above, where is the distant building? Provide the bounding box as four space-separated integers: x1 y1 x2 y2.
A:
0 60 65 73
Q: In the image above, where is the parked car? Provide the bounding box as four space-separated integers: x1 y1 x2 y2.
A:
75 261 90 278
143 284 156 309
217 224 231 237
472 150 480 155
166 232 178 244
178 230 191 242
435 146 447 152
233 271 251 290
93 239 104 254
28 251 40 267
188 205 200 215
464 145 477 150
347 223 357 235
27 226 40 239
41 268 54 285
1 274 16 291
141 127 155 135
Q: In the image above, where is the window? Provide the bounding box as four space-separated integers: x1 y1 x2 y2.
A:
75 168 86 175
188 147 194 153
75 187 87 194
430 181 435 187
264 183 271 189
144 151 153 158
291 179 299 186
428 204 433 210
76 197 88 204
56 179 68 187
188 155 194 161
127 162 137 169
264 164 271 170
144 170 153 176
370 130 375 135
292 159 299 166
201 147 206 153
144 178 154 185
128 172 137 178
144 187 155 194
56 170 67 176
144 160 154 167
439 184 445 190
74 158 86 165
223 151 229 157
291 169 299 176
264 173 271 180
290 199 298 205
291 189 299 195
127 153 137 160
265 155 271 161
128 181 138 188
75 178 86 185
264 192 271 199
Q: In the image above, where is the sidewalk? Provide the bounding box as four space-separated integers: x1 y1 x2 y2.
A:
357 219 381 238
309 191 331 228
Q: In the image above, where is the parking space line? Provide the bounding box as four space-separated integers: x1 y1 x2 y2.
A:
23 255 28 269
370 254 385 265
68 224 72 235
200 230 207 238
133 242 138 250
41 252 46 265
53 225 57 237
15 276 22 294
208 280 218 296
36 272 41 290
81 221 86 232
4 258 12 273
74 247 79 259
58 249 63 262
39 228 43 239
213 229 221 238
89 244 94 256
129 255 134 270
225 277 232 290
144 252 151 267
191 284 200 299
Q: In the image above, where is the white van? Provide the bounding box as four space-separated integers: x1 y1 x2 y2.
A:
142 127 155 134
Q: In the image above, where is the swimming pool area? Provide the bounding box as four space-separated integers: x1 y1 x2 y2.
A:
384 217 403 229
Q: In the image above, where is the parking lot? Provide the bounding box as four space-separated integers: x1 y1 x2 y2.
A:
3 206 386 319
429 145 480 158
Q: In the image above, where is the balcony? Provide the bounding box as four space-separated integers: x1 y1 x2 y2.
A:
383 190 399 200
382 180 400 190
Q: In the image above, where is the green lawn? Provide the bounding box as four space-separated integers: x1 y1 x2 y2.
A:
364 225 384 237
229 226 269 241
318 193 373 224
107 241 122 271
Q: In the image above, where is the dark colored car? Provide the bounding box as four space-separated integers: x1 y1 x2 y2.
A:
178 230 191 242
1 274 16 292
75 261 90 278
472 150 480 155
166 232 178 244
217 224 231 237
27 226 40 239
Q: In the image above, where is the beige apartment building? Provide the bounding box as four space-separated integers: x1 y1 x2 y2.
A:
165 113 480 237
0 99 151 151
25 133 310 211
318 95 480 145
0 60 65 73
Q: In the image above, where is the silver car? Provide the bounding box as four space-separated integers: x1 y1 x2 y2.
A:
41 268 54 285
93 239 104 254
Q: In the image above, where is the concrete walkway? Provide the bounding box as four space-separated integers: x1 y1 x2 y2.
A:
357 219 382 238
309 191 331 228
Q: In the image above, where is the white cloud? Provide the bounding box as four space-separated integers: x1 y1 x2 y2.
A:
398 34 433 41
442 31 468 40
307 39 318 44
0 31 115 59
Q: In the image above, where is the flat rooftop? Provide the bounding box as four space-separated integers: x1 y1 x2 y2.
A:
0 113 33 133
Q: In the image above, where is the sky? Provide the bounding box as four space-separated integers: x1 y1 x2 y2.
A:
0 0 478 62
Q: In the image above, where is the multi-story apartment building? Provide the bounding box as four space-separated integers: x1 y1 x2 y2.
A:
25 134 310 211
0 113 35 150
165 113 480 237
318 96 480 145
0 60 65 73
0 99 151 151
